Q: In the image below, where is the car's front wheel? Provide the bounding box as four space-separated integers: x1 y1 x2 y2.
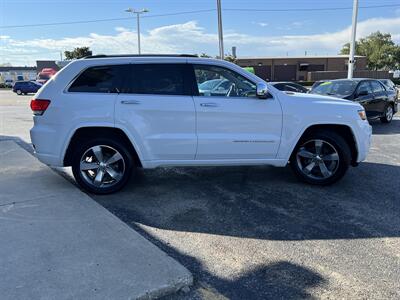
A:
16 90 22 95
71 137 134 194
290 131 351 185
380 104 394 123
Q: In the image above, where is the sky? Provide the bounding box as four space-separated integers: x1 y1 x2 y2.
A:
1 0 400 66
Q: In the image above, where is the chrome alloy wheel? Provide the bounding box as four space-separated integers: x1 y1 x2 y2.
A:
79 145 125 188
386 105 393 122
296 139 340 180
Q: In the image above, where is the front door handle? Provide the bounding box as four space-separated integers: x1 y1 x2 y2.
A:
200 102 219 107
121 100 141 105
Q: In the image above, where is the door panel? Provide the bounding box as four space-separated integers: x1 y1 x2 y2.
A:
192 64 282 160
193 96 282 159
115 94 196 160
370 81 388 117
115 63 197 161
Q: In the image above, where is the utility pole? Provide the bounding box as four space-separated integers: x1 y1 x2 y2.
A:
125 8 149 54
216 0 224 59
348 0 359 79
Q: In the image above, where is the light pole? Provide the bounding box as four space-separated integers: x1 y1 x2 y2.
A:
125 8 149 54
216 0 224 60
348 0 359 79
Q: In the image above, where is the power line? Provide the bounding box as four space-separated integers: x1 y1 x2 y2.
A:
224 4 400 12
0 9 216 29
0 4 399 29
143 9 216 19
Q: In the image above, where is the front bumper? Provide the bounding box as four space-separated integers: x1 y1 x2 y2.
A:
355 120 372 163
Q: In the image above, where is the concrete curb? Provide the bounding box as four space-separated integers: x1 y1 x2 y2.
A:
0 140 192 300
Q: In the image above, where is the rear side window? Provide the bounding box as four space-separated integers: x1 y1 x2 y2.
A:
69 65 126 93
123 64 187 95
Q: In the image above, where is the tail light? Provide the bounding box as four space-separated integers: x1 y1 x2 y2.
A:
30 99 51 116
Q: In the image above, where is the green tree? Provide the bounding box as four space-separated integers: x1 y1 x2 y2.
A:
199 53 211 58
64 47 93 60
340 31 400 70
223 54 237 64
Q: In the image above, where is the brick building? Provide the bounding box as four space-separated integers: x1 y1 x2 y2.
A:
236 55 368 81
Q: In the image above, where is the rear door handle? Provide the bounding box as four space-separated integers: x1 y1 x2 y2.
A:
121 100 141 105
200 102 219 107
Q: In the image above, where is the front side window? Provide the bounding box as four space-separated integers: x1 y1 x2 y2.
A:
356 81 372 96
69 65 126 93
370 81 384 93
127 64 186 95
194 65 256 98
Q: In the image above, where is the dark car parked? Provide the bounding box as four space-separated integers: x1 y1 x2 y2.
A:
271 82 309 93
12 81 42 95
310 79 398 123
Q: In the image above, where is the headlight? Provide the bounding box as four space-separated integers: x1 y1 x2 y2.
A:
358 109 367 120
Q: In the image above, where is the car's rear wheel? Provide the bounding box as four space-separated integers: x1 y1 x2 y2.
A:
16 90 22 95
71 137 133 194
380 104 394 123
290 131 351 185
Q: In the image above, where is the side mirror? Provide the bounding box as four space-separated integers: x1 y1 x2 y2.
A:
256 82 269 99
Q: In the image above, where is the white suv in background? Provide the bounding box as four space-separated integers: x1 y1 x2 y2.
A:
30 55 372 194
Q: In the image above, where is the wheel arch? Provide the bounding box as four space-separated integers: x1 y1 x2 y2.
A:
290 124 358 166
63 126 143 167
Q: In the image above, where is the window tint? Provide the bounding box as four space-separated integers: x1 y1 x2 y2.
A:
370 81 384 93
125 64 186 95
356 81 372 95
194 64 256 98
69 65 125 93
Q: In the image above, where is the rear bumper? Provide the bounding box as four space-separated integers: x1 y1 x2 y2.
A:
30 124 64 167
34 152 62 166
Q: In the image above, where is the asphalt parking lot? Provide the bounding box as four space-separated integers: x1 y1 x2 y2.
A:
1 89 399 299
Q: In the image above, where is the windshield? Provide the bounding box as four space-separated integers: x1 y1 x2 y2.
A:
380 79 393 88
311 80 357 96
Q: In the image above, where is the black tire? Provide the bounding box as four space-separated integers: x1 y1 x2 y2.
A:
16 90 22 95
380 104 394 123
71 137 134 194
290 130 351 185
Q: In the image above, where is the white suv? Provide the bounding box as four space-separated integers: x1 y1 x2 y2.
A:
30 55 372 194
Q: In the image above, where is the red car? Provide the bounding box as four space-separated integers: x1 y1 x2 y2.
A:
37 68 57 84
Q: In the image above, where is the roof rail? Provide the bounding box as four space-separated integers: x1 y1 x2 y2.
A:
83 54 199 59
